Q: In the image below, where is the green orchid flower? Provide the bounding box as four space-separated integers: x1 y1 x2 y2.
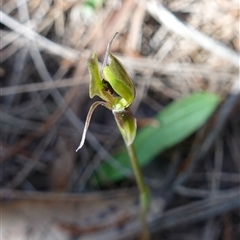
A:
76 33 136 151
76 33 150 237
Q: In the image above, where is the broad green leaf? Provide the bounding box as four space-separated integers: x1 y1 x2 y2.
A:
90 92 220 185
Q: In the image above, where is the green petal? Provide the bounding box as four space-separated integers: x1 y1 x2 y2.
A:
88 53 115 104
103 53 135 108
88 53 103 99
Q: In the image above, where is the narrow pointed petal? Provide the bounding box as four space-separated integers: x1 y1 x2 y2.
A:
76 101 109 152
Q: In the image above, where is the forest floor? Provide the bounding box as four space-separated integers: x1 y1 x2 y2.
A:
1 0 239 239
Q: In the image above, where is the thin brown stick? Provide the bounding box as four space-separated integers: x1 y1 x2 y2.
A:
0 10 79 61
146 1 240 66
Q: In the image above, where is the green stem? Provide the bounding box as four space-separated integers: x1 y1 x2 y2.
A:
126 143 151 240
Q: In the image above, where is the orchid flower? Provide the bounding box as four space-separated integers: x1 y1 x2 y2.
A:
76 33 136 151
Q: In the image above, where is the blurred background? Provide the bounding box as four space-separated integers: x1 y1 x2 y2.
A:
1 0 239 239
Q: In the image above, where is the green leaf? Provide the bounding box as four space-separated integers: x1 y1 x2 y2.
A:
90 92 220 185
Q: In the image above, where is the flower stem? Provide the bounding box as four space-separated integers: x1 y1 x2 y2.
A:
126 143 151 240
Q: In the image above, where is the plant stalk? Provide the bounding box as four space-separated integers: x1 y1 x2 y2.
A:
126 143 151 240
